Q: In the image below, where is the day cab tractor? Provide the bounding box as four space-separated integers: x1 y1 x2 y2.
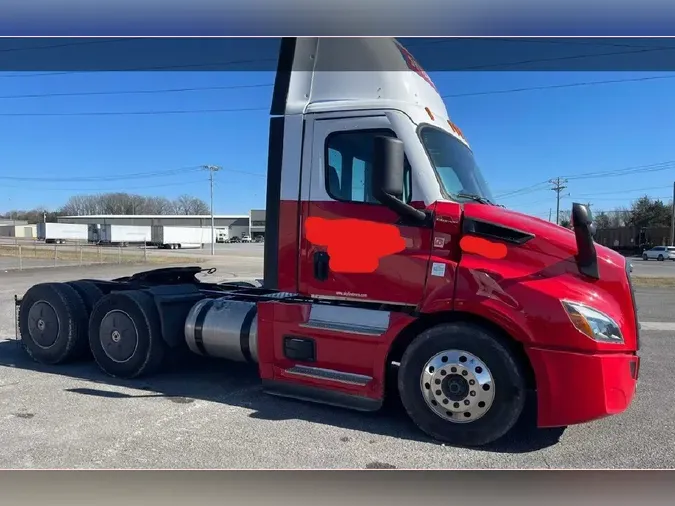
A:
14 37 640 447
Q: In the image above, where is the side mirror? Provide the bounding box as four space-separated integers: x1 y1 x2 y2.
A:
572 202 599 279
371 136 426 223
372 136 405 201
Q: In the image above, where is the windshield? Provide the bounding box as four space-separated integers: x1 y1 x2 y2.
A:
418 125 495 204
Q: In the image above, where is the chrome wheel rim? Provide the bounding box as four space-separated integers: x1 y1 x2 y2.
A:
420 350 495 424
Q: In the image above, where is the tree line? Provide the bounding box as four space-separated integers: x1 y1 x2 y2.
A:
1 192 210 223
553 195 672 230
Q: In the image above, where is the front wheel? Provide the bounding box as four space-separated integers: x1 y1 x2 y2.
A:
398 322 527 447
643 254 648 261
658 255 664 261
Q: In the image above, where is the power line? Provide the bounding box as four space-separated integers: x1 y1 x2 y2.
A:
3 69 674 104
573 185 672 197
0 57 278 79
0 165 266 183
0 38 144 55
404 37 675 51
0 82 274 100
0 166 204 182
442 73 675 99
0 179 210 192
496 161 675 200
0 106 268 117
450 45 675 72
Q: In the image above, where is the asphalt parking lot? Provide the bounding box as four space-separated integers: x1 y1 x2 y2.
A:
629 257 675 278
0 263 673 469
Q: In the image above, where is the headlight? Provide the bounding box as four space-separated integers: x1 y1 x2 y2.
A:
562 300 624 344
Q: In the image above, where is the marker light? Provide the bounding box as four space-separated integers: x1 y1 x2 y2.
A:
562 300 624 344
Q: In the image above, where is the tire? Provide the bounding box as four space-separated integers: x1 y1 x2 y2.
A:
398 322 527 447
66 281 104 316
66 280 105 360
18 282 90 364
88 290 166 379
643 254 648 261
658 255 664 261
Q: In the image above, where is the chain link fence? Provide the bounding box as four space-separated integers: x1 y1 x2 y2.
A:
0 240 201 271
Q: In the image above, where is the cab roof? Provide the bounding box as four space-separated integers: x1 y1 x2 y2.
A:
271 38 449 120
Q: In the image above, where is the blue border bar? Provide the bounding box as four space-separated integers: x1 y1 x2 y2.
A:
2 1 675 36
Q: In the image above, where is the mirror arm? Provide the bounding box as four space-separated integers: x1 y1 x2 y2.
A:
378 192 427 222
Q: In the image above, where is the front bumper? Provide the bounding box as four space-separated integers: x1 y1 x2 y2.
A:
526 347 639 428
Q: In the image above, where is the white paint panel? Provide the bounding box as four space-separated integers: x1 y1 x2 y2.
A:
280 114 306 201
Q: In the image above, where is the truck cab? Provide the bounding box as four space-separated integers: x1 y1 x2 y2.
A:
15 37 640 447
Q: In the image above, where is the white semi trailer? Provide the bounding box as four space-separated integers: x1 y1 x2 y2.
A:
90 224 152 246
151 226 215 249
37 223 88 244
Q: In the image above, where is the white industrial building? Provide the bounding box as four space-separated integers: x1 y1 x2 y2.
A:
0 223 36 238
57 210 266 240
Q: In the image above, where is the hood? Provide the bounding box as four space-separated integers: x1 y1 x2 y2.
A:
459 203 626 271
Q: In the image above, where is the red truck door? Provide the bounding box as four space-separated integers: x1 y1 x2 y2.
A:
297 114 433 307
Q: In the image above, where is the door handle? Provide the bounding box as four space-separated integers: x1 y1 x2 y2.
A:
313 251 330 281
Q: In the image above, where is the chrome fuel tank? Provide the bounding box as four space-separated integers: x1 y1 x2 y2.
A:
184 297 258 364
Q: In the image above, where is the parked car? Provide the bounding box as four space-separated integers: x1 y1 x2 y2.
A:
241 234 252 243
642 246 675 261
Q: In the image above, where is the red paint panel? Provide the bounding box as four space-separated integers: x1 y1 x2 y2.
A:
527 347 638 427
419 201 462 313
299 201 432 305
255 299 416 401
277 200 301 293
457 202 638 353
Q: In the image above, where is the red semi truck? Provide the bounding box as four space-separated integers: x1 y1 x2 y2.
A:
14 38 640 447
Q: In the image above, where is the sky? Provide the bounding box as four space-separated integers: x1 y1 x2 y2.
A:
1 39 675 220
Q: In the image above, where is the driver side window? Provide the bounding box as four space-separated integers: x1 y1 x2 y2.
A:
325 129 412 204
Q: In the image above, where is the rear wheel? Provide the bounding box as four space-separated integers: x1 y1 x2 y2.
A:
66 280 104 316
88 290 166 379
398 322 527 447
642 254 648 260
18 282 89 364
658 254 664 261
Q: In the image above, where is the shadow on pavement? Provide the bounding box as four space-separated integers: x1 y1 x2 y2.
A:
0 339 564 454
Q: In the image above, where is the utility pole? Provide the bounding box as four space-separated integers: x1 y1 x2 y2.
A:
670 181 675 246
549 177 568 225
202 165 221 256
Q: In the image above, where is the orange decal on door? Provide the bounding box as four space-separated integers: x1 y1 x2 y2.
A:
459 236 507 260
305 217 405 273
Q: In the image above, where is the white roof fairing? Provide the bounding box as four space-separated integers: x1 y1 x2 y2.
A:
283 38 450 119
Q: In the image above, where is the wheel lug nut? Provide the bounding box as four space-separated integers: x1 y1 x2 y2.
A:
434 379 441 385
470 391 476 397
469 380 475 385
464 400 470 406
462 370 468 376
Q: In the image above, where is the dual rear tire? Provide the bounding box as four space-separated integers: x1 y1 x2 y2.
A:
19 282 165 378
